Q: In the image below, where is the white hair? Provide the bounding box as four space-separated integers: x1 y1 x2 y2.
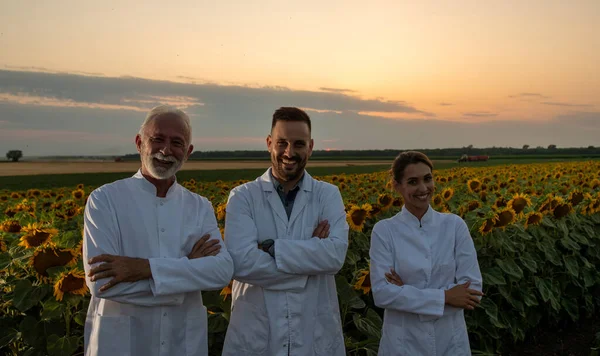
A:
139 105 192 144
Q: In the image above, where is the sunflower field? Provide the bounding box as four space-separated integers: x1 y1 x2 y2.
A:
1 160 600 355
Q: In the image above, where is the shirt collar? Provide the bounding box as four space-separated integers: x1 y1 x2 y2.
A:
399 204 434 227
133 169 180 197
269 169 303 193
261 167 312 192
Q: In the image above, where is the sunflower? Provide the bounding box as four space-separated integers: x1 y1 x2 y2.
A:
492 197 508 210
392 197 403 207
432 194 443 206
569 191 585 206
494 207 516 229
53 270 88 301
377 194 394 211
0 219 21 233
71 189 85 200
76 184 84 190
524 212 543 229
216 203 227 221
219 280 233 301
442 188 454 201
354 269 371 295
467 200 482 212
467 179 482 193
18 223 59 248
0 238 6 252
507 193 531 215
346 204 372 232
369 204 382 218
591 179 600 190
10 192 20 199
0 195 8 201
478 217 496 235
30 247 77 281
552 202 572 219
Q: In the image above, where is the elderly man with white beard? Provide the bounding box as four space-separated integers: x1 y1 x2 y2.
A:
82 105 234 356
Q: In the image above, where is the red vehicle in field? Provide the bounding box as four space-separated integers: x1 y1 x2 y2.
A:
458 154 489 162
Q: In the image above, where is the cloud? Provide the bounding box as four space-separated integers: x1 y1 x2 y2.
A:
463 111 498 118
509 93 549 99
541 101 593 108
319 87 357 94
0 69 598 155
439 102 453 106
4 65 104 77
553 111 599 129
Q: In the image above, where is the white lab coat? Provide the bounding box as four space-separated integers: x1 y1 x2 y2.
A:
369 206 482 356
82 170 234 356
222 168 349 356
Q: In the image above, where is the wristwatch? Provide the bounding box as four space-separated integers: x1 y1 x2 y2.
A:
260 239 275 258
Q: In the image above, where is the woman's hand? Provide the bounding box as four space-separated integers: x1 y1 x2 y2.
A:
444 281 484 310
385 268 404 286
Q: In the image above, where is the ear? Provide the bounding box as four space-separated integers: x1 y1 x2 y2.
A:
266 134 272 152
308 138 314 156
135 134 143 153
185 144 194 160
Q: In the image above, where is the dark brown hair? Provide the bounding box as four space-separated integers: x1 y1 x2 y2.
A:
271 107 311 132
391 151 434 183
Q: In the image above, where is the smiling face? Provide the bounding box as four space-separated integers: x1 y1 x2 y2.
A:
266 120 313 185
135 113 193 180
394 162 434 217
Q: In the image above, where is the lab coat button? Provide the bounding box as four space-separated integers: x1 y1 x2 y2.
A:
163 312 167 316
161 228 165 232
160 202 164 206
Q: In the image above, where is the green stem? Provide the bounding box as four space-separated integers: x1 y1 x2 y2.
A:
65 307 72 337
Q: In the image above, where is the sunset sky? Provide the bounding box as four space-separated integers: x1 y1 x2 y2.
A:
1 1 598 156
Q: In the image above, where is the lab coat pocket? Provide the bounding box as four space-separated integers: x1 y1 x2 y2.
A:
87 315 131 356
313 307 343 355
185 308 208 356
225 300 269 355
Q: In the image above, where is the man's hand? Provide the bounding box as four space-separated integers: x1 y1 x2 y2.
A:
88 255 151 292
188 234 221 259
385 268 404 286
444 281 484 310
312 220 330 239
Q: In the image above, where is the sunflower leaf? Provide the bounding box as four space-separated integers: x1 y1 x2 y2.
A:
534 277 553 303
495 258 523 280
562 255 579 278
12 280 47 312
481 267 506 286
0 252 11 269
352 309 382 339
46 335 80 356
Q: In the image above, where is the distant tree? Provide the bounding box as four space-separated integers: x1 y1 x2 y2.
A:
522 144 529 150
588 145 595 149
6 150 23 162
547 144 557 150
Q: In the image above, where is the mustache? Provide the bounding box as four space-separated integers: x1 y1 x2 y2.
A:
152 152 178 163
278 156 301 163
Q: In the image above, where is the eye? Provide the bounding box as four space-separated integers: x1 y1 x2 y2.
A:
295 142 306 148
277 141 287 147
425 175 433 182
407 179 417 185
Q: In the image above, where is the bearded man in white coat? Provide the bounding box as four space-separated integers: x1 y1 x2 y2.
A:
82 105 234 356
222 107 349 356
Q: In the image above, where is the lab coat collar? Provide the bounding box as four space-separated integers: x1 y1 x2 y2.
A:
133 169 180 198
399 204 434 227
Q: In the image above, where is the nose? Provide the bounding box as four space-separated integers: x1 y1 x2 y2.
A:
284 144 294 158
160 142 172 156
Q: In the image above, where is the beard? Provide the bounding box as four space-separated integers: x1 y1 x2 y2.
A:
143 152 183 180
271 153 307 182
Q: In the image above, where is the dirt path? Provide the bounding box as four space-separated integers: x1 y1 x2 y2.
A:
0 160 404 176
